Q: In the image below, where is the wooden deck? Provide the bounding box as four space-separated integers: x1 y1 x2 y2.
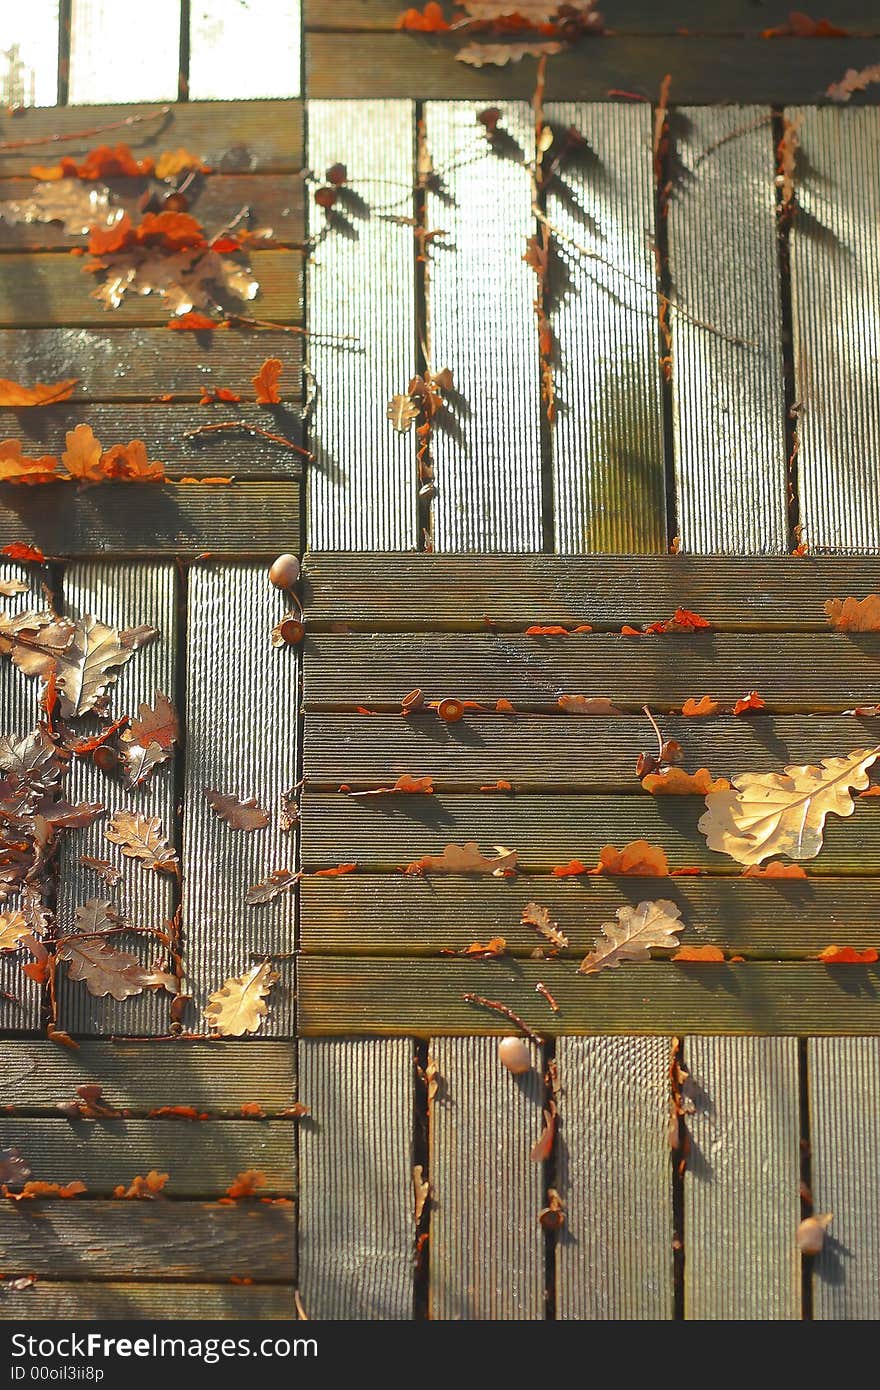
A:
3 0 880 1321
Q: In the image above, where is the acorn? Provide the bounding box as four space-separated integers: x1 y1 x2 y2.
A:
314 186 337 210
93 745 119 773
797 1213 833 1254
326 162 347 186
498 1037 532 1074
437 697 464 723
269 553 300 588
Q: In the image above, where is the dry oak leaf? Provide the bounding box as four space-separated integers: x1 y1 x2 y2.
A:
396 2 450 29
0 578 29 596
0 378 78 407
46 615 143 718
741 861 808 879
4 1180 86 1200
817 944 879 964
403 841 518 876
113 1170 169 1199
226 1169 268 1198
459 937 507 958
824 595 880 632
104 811 179 874
557 694 621 715
205 789 269 832
0 910 31 952
457 39 564 65
671 944 726 962
73 898 127 935
155 147 211 179
387 393 420 433
413 1164 430 1224
551 859 590 877
78 856 122 886
522 901 569 949
2 543 45 563
167 312 219 331
119 691 179 785
350 774 434 797
59 934 176 1002
0 441 59 485
204 961 279 1037
681 695 720 717
252 357 283 404
698 746 880 866
732 690 766 716
530 1102 557 1164
579 899 684 975
827 62 880 101
642 767 731 795
246 868 299 904
596 840 670 876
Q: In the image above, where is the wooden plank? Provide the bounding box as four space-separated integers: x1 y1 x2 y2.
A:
183 563 298 1035
808 1038 880 1318
0 249 301 328
301 873 880 959
304 713 880 791
429 1035 545 1320
0 1118 295 1196
306 34 880 103
298 1039 414 1318
546 102 666 552
1 404 303 478
556 1037 673 1319
306 99 417 549
301 553 880 628
0 481 301 556
303 632 880 712
54 561 177 1037
0 328 303 402
425 101 542 551
0 1281 297 1319
790 108 880 553
667 107 787 553
67 0 181 104
684 1037 801 1318
189 0 302 100
0 1040 295 1113
0 101 305 176
0 3 59 107
298 959 880 1035
0 175 305 250
0 1201 295 1280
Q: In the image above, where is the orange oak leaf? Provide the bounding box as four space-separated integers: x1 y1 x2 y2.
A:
4 1180 86 1200
252 357 283 404
31 144 153 181
557 695 621 715
732 690 766 715
61 423 104 482
312 863 357 877
641 767 730 795
349 774 434 797
167 312 220 331
681 695 720 717
495 698 516 714
596 840 670 876
551 859 590 877
226 1169 267 1198
0 378 78 407
0 441 58 485
817 945 879 964
824 595 880 632
113 1170 169 1199
459 937 507 958
525 624 591 636
2 542 45 562
860 785 880 797
625 608 712 636
199 388 240 405
741 861 808 878
148 1106 207 1120
396 3 451 31
671 945 726 962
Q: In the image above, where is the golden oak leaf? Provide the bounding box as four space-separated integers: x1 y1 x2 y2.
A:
698 747 880 865
104 811 179 874
579 899 683 975
0 378 78 407
642 767 730 795
824 595 880 631
596 840 670 876
100 440 165 482
387 394 419 432
0 440 59 485
204 961 279 1037
671 944 726 962
0 910 30 952
403 841 518 875
61 423 104 482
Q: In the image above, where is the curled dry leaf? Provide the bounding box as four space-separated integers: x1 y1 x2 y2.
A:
349 774 434 797
797 1212 833 1254
681 695 720 717
204 961 279 1036
4 1180 86 1200
413 1164 430 1223
732 690 765 715
0 1147 31 1188
0 378 78 407
642 767 730 795
521 901 569 949
246 868 299 904
0 441 59 484
579 899 684 975
538 1187 565 1231
252 357 283 404
226 1169 268 1198
530 1102 557 1163
817 945 879 964
671 944 726 962
2 543 45 563
113 1170 169 1199
104 810 179 874
597 840 670 876
205 789 269 832
698 747 880 866
0 579 29 597
741 861 808 879
459 937 507 958
827 63 880 101
557 694 621 715
59 935 176 1001
824 595 880 632
387 394 420 433
404 841 517 876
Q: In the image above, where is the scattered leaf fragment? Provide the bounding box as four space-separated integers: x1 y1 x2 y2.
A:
579 899 684 975
741 861 808 879
204 961 279 1037
245 869 299 904
817 945 879 964
797 1212 833 1253
732 690 766 715
404 841 517 876
413 1164 430 1223
252 357 283 405
521 901 569 949
557 694 621 715
4 1180 86 1200
596 840 670 876
0 1147 31 1188
113 1170 169 1199
824 595 880 632
681 695 720 717
225 1169 267 1198
671 945 726 962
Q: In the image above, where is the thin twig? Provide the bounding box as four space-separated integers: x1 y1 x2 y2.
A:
0 105 170 152
462 992 544 1045
225 311 359 346
643 704 664 761
182 420 313 458
692 114 773 170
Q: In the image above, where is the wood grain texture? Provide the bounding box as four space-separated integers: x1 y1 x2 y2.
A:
429 1035 545 1319
0 1040 296 1113
807 1037 880 1318
67 0 181 104
425 101 542 551
0 250 301 328
298 959 880 1035
183 563 298 1035
54 562 177 1037
546 103 666 552
0 1281 298 1319
0 481 301 556
0 1201 295 1280
298 1039 414 1318
790 108 880 552
300 873 880 959
684 1036 801 1318
307 100 417 550
0 1118 295 1196
189 0 302 100
667 107 787 553
556 1037 673 1319
0 2 59 107
0 102 305 177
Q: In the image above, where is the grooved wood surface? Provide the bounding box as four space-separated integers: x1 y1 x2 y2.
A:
0 1282 297 1320
668 108 787 553
429 1036 545 1320
426 102 542 552
298 1039 414 1318
684 1036 801 1319
556 1037 673 1319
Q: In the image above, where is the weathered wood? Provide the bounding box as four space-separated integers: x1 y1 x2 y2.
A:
300 873 880 959
0 1281 297 1319
67 0 181 104
1 3 59 108
0 328 303 402
0 102 305 176
0 250 301 328
189 0 302 101
684 1037 801 1318
556 1037 673 1319
0 1201 295 1280
807 1037 880 1318
546 102 666 553
0 1118 295 1196
54 562 177 1037
298 1039 414 1318
790 108 880 552
429 1035 545 1319
426 101 542 551
301 553 880 627
0 481 301 555
298 958 880 1035
667 107 787 552
0 1040 296 1113
307 100 417 549
183 563 298 1035
1 404 303 477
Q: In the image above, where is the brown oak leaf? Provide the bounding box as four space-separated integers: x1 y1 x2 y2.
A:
579 899 683 975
